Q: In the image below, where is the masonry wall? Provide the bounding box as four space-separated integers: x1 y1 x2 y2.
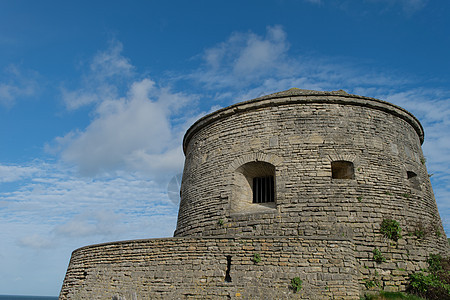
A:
176 91 436 239
59 236 359 299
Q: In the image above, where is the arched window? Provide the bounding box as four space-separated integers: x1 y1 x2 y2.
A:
331 161 354 179
231 161 276 213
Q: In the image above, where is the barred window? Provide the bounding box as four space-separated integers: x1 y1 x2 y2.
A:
253 176 274 203
232 161 276 213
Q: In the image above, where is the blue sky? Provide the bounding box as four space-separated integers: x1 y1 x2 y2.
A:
1 0 449 296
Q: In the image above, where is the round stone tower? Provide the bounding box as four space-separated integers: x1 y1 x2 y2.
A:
175 88 448 263
60 88 449 299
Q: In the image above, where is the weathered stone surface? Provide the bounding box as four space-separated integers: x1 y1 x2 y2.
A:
60 89 449 299
59 237 358 299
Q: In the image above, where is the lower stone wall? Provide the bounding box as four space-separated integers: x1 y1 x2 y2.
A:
59 236 358 299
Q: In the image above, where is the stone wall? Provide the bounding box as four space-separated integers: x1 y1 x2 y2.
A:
59 236 359 299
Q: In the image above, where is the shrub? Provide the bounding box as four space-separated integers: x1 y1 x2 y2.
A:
380 219 402 241
362 291 425 299
408 254 450 300
427 254 443 273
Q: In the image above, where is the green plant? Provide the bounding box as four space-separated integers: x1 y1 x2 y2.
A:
408 253 450 299
364 279 378 289
252 253 261 264
409 272 450 296
361 291 426 299
421 157 426 165
290 277 303 293
381 219 402 241
434 225 442 237
384 191 393 196
357 196 363 202
218 219 224 226
373 248 386 263
414 228 425 239
402 193 411 199
427 254 443 272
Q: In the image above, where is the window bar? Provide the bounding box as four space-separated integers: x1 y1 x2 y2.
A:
256 178 261 203
265 176 268 203
262 177 265 203
253 177 256 203
258 177 262 203
269 176 273 202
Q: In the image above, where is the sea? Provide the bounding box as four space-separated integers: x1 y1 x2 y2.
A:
0 296 58 300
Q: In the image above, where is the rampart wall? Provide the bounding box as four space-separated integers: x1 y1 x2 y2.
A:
59 236 359 299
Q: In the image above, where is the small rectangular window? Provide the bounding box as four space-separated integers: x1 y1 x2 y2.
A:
253 176 274 203
331 161 354 179
407 171 421 190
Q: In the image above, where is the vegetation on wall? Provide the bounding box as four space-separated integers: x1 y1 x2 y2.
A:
380 219 402 241
361 291 425 299
373 248 386 263
252 253 261 264
408 254 450 300
290 277 303 293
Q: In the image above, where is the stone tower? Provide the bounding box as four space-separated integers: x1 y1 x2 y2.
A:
176 89 445 246
60 89 448 299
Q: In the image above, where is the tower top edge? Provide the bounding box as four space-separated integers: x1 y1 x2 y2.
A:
182 89 424 154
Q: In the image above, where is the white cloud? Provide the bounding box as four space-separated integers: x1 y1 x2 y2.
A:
17 234 53 249
233 25 288 74
61 40 134 110
60 88 99 110
56 42 197 177
90 40 135 80
375 0 427 14
190 27 411 104
197 25 292 89
304 0 321 4
54 210 125 238
0 65 39 107
59 79 189 176
303 0 427 14
0 164 41 182
0 161 178 243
